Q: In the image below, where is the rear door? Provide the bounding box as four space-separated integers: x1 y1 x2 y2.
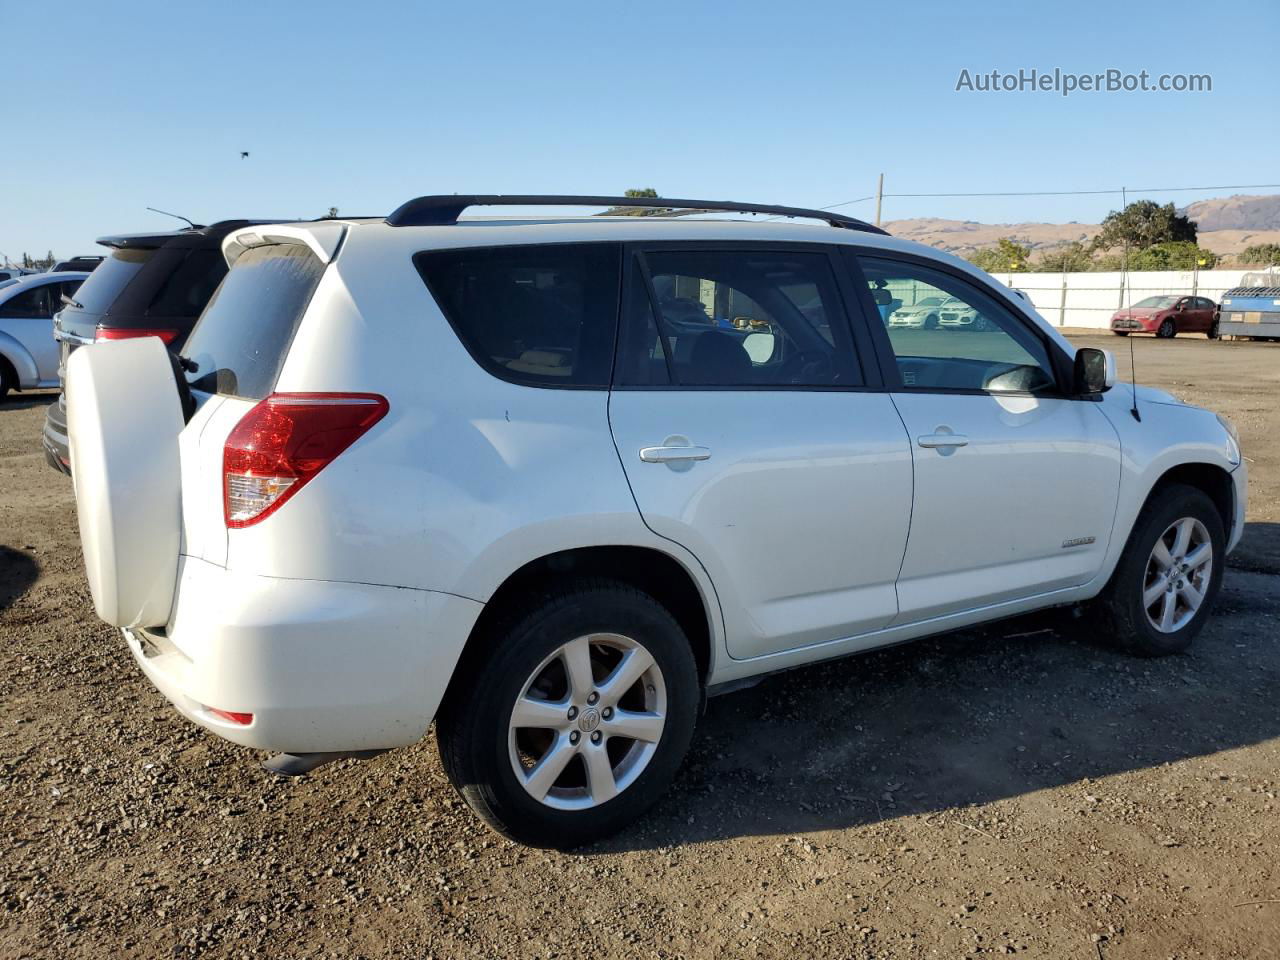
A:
848 252 1122 624
608 245 913 660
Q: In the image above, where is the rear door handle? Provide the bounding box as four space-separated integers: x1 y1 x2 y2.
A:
640 435 712 463
917 433 969 449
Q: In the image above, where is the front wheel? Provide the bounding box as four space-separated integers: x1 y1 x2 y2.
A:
1112 330 1129 337
1090 484 1224 656
1157 318 1177 338
436 580 700 848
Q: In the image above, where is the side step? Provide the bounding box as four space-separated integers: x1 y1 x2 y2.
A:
262 749 389 777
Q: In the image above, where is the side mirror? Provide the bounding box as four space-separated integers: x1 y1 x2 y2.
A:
1074 347 1116 395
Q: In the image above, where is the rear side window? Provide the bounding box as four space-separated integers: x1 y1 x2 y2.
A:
414 243 621 387
183 244 324 399
72 248 155 313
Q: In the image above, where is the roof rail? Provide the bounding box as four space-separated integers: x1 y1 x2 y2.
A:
385 194 888 234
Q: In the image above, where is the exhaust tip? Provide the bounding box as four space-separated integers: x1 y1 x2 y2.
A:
262 749 388 778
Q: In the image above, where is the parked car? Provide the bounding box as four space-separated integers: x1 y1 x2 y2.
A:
0 267 37 283
0 271 89 399
887 295 945 328
1110 295 1218 338
49 255 105 273
66 195 1246 848
43 220 265 472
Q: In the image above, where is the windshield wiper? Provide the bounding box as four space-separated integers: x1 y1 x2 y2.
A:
60 293 84 310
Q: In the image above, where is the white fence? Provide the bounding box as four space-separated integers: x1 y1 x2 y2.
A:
982 269 1254 329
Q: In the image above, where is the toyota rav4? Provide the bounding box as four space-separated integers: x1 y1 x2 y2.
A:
66 195 1246 848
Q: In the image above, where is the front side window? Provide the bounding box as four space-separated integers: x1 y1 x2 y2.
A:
624 249 860 388
860 257 1057 394
0 283 55 318
415 243 621 387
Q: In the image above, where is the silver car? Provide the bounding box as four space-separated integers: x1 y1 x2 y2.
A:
0 272 89 399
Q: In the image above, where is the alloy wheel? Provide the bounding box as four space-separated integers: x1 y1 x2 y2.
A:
508 633 667 810
1142 517 1212 633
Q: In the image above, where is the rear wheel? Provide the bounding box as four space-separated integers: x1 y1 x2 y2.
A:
1090 484 1224 656
1208 319 1220 340
1157 318 1177 339
437 580 700 848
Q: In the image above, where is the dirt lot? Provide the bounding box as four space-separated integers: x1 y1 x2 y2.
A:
2 334 1279 959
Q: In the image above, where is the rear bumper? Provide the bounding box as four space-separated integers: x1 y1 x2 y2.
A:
42 394 71 474
127 556 483 754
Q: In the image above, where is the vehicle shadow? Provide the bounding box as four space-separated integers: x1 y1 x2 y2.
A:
597 521 1280 852
0 545 40 613
0 392 57 412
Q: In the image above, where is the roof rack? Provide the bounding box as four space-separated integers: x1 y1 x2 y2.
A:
385 194 887 234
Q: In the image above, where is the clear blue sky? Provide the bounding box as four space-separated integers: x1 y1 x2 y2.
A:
4 0 1275 258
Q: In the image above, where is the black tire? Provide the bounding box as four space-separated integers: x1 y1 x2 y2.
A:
1208 319 1220 340
0 357 14 401
1113 330 1129 337
436 579 700 848
1157 318 1176 339
1090 483 1225 657
925 314 939 330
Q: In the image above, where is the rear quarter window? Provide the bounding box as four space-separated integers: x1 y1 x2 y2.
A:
414 243 621 387
182 243 325 399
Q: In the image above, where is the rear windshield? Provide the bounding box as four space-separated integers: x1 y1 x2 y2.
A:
72 248 155 313
146 249 227 318
183 243 325 399
414 243 621 387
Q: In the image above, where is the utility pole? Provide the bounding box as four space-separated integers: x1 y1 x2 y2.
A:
874 173 884 227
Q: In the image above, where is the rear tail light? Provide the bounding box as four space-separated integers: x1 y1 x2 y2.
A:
94 327 180 345
223 393 389 528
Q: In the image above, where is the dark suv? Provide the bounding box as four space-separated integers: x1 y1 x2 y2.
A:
43 220 263 473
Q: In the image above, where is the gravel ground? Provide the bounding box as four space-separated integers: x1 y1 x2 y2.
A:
2 333 1278 959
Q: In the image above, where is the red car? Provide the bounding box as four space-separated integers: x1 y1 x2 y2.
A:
1110 295 1218 338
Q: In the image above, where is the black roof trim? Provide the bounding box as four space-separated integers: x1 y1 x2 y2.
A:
385 194 888 234
96 219 297 250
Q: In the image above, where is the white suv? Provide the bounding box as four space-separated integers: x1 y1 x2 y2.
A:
66 195 1246 847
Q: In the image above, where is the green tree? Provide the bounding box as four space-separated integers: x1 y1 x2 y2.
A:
1128 242 1218 271
967 237 1032 272
1239 243 1280 266
603 187 671 217
1034 241 1093 272
1092 200 1197 252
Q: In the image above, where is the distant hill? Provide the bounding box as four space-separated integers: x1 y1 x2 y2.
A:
1181 193 1280 231
883 193 1280 262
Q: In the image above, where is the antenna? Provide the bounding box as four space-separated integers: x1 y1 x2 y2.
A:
146 207 199 229
1121 186 1141 422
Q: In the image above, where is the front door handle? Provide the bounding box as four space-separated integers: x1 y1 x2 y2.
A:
917 433 969 449
639 444 712 463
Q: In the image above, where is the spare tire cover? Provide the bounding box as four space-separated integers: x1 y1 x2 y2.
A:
67 337 184 628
